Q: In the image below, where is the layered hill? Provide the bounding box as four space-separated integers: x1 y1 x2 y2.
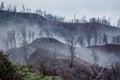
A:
0 10 120 49
7 37 120 67
29 37 68 54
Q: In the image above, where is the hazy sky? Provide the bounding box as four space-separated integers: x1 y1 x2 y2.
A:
0 0 120 25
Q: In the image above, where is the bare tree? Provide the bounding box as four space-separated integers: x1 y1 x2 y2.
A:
92 50 99 65
89 17 97 23
36 9 43 16
0 2 4 10
7 31 12 49
31 31 35 41
67 37 77 68
117 18 120 27
45 30 53 38
86 33 92 46
86 24 93 46
12 30 16 48
51 48 59 67
28 30 32 43
39 29 43 38
78 36 84 47
17 33 22 47
8 4 12 12
98 34 102 45
21 25 28 64
112 35 120 44
93 31 98 45
7 30 16 49
13 5 17 12
81 16 87 23
103 34 108 45
22 5 25 13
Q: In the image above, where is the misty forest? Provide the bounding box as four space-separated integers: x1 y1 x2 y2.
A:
0 1 120 80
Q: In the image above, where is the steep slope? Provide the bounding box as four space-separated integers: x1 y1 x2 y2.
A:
7 46 36 63
28 47 68 65
28 48 53 65
28 48 92 76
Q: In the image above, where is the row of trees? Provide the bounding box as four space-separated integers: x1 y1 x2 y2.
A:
71 15 112 25
112 35 120 45
5 27 109 50
0 2 31 13
0 2 17 12
36 9 65 22
1 2 120 25
78 33 108 47
0 2 65 22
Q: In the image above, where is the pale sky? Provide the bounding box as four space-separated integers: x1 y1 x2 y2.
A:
0 0 120 25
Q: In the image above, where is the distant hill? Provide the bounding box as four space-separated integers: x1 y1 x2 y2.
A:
85 44 120 67
0 10 120 50
7 37 68 63
88 44 120 55
7 37 120 67
1 10 120 67
30 37 68 54
0 10 46 25
0 9 120 37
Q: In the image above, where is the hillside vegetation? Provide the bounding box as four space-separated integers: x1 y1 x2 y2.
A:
0 51 61 80
0 3 120 80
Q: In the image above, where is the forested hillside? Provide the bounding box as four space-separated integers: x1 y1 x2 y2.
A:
0 2 120 80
